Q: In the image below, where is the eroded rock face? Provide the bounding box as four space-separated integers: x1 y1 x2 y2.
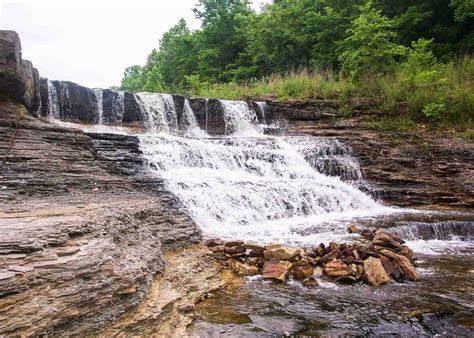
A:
287 116 474 209
0 31 40 115
0 102 202 335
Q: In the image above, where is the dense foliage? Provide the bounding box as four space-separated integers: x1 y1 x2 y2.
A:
119 0 473 131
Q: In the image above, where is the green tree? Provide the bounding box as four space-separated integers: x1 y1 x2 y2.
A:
338 2 406 78
120 65 144 92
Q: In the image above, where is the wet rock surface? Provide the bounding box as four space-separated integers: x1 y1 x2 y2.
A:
0 101 201 335
204 225 420 287
284 112 473 209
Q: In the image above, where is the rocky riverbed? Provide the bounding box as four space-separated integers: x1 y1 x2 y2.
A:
205 225 419 287
1 29 473 336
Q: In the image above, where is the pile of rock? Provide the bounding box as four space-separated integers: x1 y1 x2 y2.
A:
205 225 419 287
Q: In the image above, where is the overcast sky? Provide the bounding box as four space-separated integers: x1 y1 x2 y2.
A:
1 0 269 88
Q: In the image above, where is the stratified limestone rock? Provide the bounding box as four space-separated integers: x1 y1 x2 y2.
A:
363 257 391 286
0 101 202 336
0 31 40 115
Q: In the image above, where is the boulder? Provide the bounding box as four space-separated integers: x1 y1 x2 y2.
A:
323 260 349 278
0 31 40 114
264 246 303 261
231 260 259 276
363 257 391 286
380 249 420 281
262 261 293 282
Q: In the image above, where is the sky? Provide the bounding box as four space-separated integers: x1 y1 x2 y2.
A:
1 0 270 88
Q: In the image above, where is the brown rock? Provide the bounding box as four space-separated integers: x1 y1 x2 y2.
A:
363 257 391 286
262 261 292 282
360 229 375 241
373 232 402 249
231 260 259 276
224 240 244 248
380 249 420 281
264 246 303 261
380 257 402 282
396 245 414 260
320 248 341 264
247 249 264 257
306 256 320 266
205 238 224 247
244 242 265 252
224 245 246 256
323 259 349 278
209 245 224 253
313 244 326 257
292 266 313 280
265 243 282 250
347 224 361 233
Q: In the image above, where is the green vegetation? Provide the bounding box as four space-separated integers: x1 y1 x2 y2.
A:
119 0 473 134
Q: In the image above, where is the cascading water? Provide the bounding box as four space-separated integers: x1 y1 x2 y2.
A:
255 101 267 124
135 93 174 133
93 88 104 125
221 100 260 135
111 91 124 125
47 80 60 119
182 99 206 137
139 99 395 244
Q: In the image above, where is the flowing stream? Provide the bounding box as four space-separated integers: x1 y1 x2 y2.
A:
44 89 474 336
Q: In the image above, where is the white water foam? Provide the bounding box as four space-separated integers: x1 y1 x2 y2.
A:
136 93 171 133
47 80 60 119
221 100 261 136
140 132 397 245
93 88 104 125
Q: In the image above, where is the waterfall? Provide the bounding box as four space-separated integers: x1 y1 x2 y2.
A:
221 100 260 135
111 91 124 125
140 132 392 244
163 94 178 129
47 80 60 119
93 88 103 125
135 93 178 133
255 101 267 124
182 99 206 137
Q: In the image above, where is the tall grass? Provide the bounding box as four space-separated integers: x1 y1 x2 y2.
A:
186 57 473 133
